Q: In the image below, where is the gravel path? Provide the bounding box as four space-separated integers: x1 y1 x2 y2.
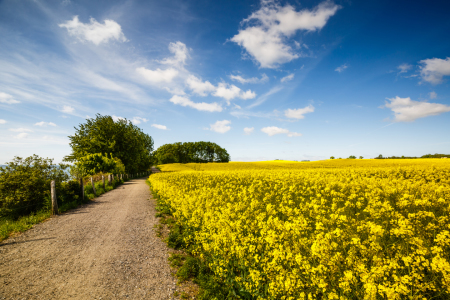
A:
0 177 178 299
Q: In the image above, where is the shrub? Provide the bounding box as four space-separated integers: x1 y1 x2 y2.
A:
0 155 68 218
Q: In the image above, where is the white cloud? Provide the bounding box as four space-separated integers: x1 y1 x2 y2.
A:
0 119 6 124
213 83 242 101
419 57 450 84
213 83 256 103
164 87 186 95
59 16 127 45
397 63 412 74
186 75 216 96
170 95 222 112
280 73 294 82
112 115 125 122
229 73 269 84
131 117 148 125
14 133 29 139
151 124 168 130
261 126 301 137
9 128 33 132
429 91 437 99
240 89 257 100
335 64 348 73
136 67 178 84
0 92 20 104
160 41 189 67
34 121 57 127
61 105 75 114
210 120 231 133
285 104 315 119
384 96 450 122
231 1 340 68
244 127 254 135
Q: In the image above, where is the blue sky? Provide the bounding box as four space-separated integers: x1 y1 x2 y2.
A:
1 0 449 163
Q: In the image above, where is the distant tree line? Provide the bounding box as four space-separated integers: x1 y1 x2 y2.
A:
154 142 230 164
374 153 450 159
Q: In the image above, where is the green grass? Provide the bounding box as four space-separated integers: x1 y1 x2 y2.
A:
0 178 124 243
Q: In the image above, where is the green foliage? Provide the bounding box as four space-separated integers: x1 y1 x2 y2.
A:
74 153 117 176
330 156 335 159
65 114 154 173
154 141 230 164
348 155 356 159
359 156 364 159
0 155 69 218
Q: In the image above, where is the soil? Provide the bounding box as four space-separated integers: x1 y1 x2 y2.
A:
0 176 179 299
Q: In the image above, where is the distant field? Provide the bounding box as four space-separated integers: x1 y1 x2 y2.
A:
150 159 450 299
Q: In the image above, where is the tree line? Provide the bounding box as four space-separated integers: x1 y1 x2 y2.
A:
153 142 230 164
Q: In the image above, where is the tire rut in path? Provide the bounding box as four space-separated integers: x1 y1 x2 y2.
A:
0 178 178 299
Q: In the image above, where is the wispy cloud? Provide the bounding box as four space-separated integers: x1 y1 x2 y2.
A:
131 117 148 125
151 124 168 130
247 85 283 108
0 119 6 124
9 128 33 132
230 74 268 84
397 63 412 74
61 105 75 114
261 126 301 137
335 64 348 73
170 95 222 112
429 91 437 99
14 132 29 139
0 92 20 104
280 74 294 82
243 127 254 135
285 104 315 119
34 121 57 127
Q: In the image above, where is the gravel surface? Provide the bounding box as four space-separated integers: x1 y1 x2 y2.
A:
0 177 179 299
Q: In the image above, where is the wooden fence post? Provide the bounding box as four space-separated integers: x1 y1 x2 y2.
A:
51 180 58 215
102 175 105 190
80 177 84 201
91 177 96 195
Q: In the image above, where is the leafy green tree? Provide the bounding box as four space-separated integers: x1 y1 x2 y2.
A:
348 155 356 159
330 156 335 159
65 115 154 173
359 156 364 159
73 153 118 176
0 155 69 217
154 141 230 164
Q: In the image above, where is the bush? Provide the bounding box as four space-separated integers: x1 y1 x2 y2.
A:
0 155 68 218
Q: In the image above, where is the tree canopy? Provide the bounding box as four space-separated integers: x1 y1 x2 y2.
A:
65 115 154 173
154 141 230 164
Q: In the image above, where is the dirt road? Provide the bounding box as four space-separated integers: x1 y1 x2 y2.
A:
0 177 178 299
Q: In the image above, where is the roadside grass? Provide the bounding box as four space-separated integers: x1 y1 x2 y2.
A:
146 178 231 300
0 178 125 243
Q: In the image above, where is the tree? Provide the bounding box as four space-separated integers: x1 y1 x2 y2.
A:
330 156 335 159
65 115 154 173
348 155 356 159
375 154 383 159
359 156 363 159
153 141 230 164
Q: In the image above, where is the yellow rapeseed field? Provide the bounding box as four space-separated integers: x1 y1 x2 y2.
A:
149 159 450 299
